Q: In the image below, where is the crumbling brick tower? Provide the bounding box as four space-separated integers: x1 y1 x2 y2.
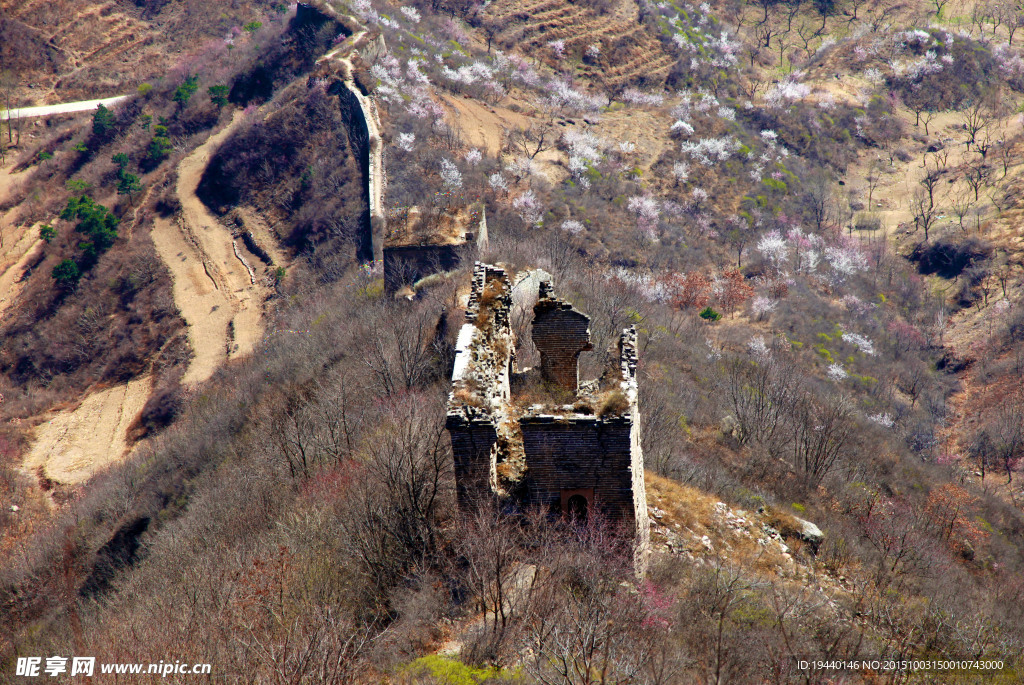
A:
446 263 650 575
531 280 593 393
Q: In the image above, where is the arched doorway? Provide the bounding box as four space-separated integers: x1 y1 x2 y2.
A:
567 494 589 522
561 488 593 523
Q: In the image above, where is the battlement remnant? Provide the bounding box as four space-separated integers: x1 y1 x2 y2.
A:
531 279 594 394
446 263 649 576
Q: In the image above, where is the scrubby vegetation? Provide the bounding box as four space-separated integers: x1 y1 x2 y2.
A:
3 0 1024 682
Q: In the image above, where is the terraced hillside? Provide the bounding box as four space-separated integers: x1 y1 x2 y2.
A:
0 0 275 103
482 0 676 91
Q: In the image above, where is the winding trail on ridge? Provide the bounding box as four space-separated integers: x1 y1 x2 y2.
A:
153 111 265 387
20 9 377 485
25 112 269 485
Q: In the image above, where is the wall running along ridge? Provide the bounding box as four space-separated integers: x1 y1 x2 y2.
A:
307 1 386 261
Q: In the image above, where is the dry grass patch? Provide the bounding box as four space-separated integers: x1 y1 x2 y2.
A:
597 388 629 417
645 471 717 531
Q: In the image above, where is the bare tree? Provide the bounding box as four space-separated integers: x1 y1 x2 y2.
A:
458 503 529 653
505 120 557 160
520 522 649 685
961 98 994 152
910 188 939 241
997 137 1017 179
963 160 988 202
999 3 1024 44
865 158 884 207
790 391 855 488
339 396 453 597
919 163 943 209
361 301 447 396
992 392 1024 483
804 170 839 231
0 70 17 145
870 0 911 32
690 562 769 685
723 351 798 455
950 188 974 233
270 372 367 480
843 0 870 21
725 220 751 268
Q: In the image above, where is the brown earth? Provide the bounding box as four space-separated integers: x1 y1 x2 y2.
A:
152 111 268 387
22 374 152 484
16 111 274 485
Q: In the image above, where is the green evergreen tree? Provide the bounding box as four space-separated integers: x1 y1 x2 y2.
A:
173 76 200 108
117 173 142 206
147 125 173 164
52 258 81 289
208 85 230 108
112 152 130 173
92 104 116 140
60 196 119 268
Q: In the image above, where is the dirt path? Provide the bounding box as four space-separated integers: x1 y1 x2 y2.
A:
235 206 289 267
23 375 152 484
5 157 149 485
0 226 43 320
22 114 270 485
1 95 127 120
0 164 39 320
15 18 375 485
151 113 266 386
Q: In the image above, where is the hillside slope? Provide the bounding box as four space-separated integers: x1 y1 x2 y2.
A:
2 0 1024 682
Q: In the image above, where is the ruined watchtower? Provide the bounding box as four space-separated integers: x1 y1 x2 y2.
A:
446 263 650 575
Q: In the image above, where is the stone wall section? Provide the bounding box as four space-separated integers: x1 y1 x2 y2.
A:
531 280 593 393
518 415 635 521
447 264 649 575
618 326 650 574
383 244 465 295
446 263 514 508
383 207 488 295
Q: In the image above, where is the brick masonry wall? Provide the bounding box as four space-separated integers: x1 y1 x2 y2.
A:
383 244 467 294
531 298 593 393
518 416 637 525
447 267 649 574
446 417 497 510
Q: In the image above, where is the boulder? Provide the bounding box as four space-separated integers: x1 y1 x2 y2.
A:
794 516 824 554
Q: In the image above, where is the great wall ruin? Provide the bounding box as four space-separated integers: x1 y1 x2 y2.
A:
446 262 650 575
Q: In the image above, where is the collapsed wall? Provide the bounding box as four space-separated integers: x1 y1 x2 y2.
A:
383 205 488 295
446 263 514 507
446 263 649 575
